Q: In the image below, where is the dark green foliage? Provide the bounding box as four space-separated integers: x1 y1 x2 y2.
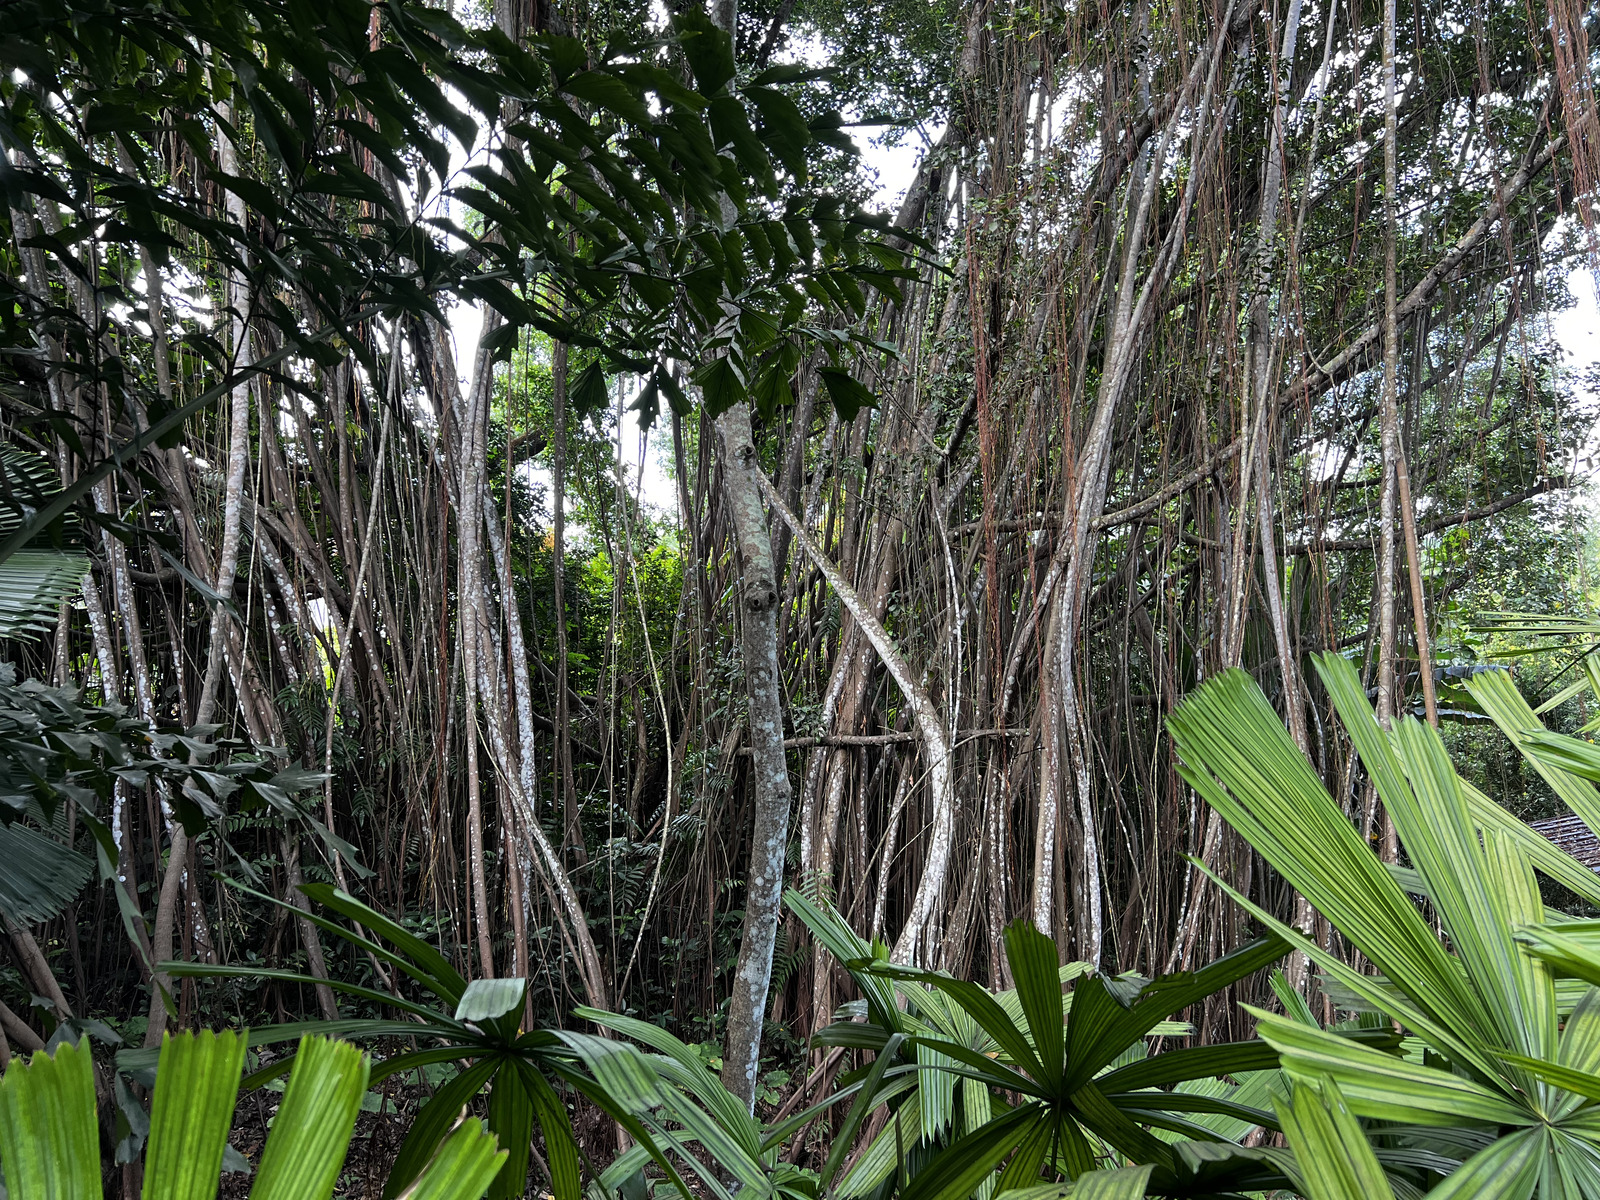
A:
162 882 687 1200
0 663 320 932
0 447 87 640
0 0 910 560
789 890 1407 1198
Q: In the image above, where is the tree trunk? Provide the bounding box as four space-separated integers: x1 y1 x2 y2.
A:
552 339 583 864
716 403 793 1110
757 474 954 965
1375 0 1403 862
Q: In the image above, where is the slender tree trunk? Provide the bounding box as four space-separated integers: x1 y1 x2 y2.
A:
1043 38 1216 964
757 474 954 965
281 834 339 1019
716 403 793 1110
552 339 582 864
485 461 539 984
1033 606 1065 939
1397 451 1439 727
322 406 392 893
147 104 331 1041
706 0 798 1112
455 321 500 980
1375 0 1403 861
1240 0 1315 988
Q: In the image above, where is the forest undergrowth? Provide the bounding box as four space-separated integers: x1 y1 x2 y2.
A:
3 0 1600 1195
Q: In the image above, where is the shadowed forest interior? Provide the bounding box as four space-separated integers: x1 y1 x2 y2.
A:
5 0 1600 1195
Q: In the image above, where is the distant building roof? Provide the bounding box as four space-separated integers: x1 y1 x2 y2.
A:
1530 815 1600 871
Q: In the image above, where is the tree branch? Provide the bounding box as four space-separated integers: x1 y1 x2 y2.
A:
1287 476 1570 555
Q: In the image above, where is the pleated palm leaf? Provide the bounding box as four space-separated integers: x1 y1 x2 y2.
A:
1274 1077 1421 1200
1462 612 1600 736
170 883 797 1200
790 890 1405 1199
163 884 595 1200
0 549 89 641
790 888 1105 1198
998 1165 1156 1200
0 1031 505 1200
793 891 1198 1196
573 1007 872 1200
1274 1071 1567 1200
1168 652 1600 1198
575 919 1292 1200
1466 676 1600 1158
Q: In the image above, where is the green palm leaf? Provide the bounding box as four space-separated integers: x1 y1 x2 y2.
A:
1495 1052 1600 1102
837 1091 925 1199
870 960 1046 1081
1059 935 1286 1091
899 1103 1039 1200
395 1118 507 1200
1460 779 1600 910
993 1165 1154 1200
1169 656 1600 1198
1093 1039 1290 1092
0 820 92 925
521 1062 581 1200
822 1032 906 1190
578 1006 762 1156
1252 1009 1534 1128
1275 1079 1395 1200
1516 923 1600 991
144 1030 248 1200
0 448 86 643
1465 668 1600 837
1420 1128 1544 1200
1167 659 1512 1080
1550 989 1600 1122
1007 921 1067 1091
219 880 467 1004
250 1035 370 1200
1325 663 1552 1061
384 1059 501 1198
785 887 901 1032
183 884 579 1200
0 549 87 641
485 1064 534 1200
0 1038 100 1199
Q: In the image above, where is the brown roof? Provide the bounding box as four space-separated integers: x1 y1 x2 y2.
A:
1530 815 1600 871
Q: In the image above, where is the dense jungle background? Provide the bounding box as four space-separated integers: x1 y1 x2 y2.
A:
5 0 1600 1194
